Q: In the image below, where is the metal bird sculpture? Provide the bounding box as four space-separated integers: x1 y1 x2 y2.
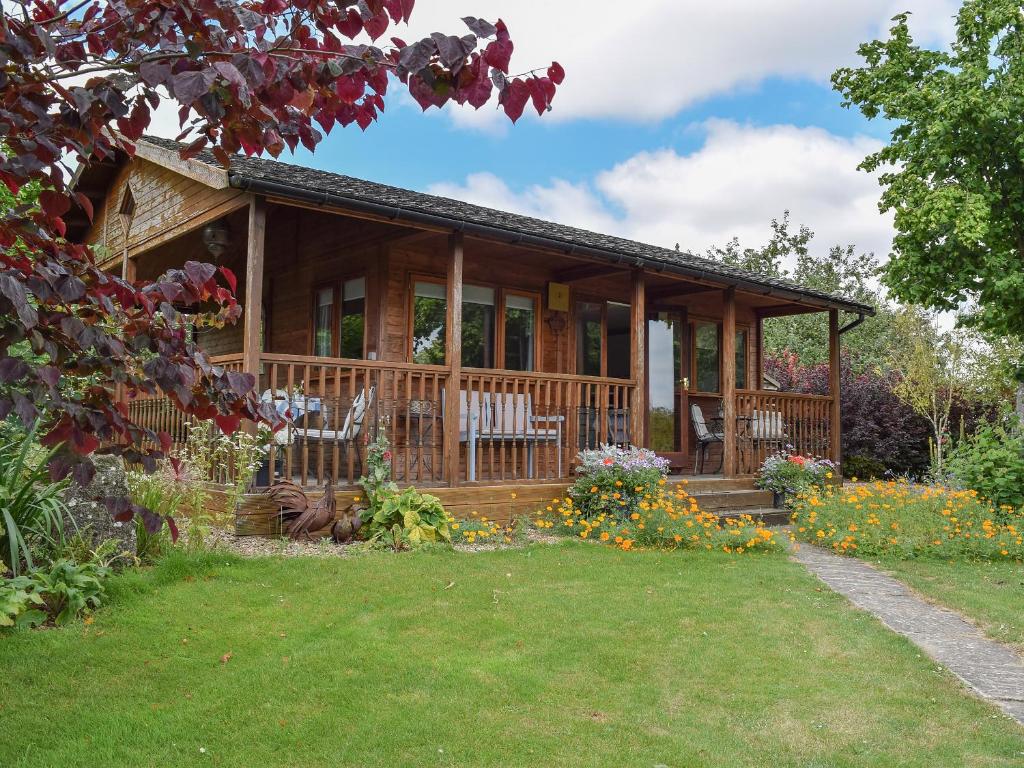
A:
266 481 337 540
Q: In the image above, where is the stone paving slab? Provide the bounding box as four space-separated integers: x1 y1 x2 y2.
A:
792 545 1024 725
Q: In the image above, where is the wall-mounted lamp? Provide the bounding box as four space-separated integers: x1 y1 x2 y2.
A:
202 220 231 259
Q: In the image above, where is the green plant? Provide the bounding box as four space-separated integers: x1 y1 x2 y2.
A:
0 575 46 629
363 487 451 546
568 445 670 520
0 421 68 576
179 419 262 513
755 450 836 498
946 417 1024 514
358 424 398 511
30 559 109 626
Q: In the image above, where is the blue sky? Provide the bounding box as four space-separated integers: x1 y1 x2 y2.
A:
151 1 957 261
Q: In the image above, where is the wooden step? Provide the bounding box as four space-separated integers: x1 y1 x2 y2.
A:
670 476 757 493
688 488 775 511
717 507 791 526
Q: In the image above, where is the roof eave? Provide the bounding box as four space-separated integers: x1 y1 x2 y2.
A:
228 171 875 317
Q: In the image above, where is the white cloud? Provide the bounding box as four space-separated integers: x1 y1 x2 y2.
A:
401 0 958 126
428 120 894 261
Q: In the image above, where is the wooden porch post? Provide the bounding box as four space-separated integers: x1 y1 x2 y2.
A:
722 287 737 476
242 196 266 382
829 309 841 468
443 232 464 486
630 269 646 447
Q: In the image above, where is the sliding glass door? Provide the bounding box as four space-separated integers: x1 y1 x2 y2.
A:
646 310 687 461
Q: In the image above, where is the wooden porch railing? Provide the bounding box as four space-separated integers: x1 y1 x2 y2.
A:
733 389 835 475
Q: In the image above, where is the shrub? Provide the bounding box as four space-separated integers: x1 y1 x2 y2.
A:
362 487 451 546
946 417 1024 513
755 450 836 498
568 444 670 520
0 575 46 629
0 421 68 576
1 559 110 629
790 481 1024 561
535 482 782 554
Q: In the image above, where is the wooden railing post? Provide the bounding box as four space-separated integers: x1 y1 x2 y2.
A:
630 268 646 447
722 287 737 476
829 309 841 468
242 196 266 385
443 232 464 486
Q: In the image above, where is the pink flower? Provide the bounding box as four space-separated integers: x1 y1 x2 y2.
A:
603 457 615 466
382 450 392 461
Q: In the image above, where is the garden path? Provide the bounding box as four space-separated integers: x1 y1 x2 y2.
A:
792 544 1024 726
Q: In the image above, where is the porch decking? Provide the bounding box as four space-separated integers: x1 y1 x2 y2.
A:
222 474 780 537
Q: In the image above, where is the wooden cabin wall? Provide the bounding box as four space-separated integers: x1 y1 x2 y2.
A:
86 158 246 271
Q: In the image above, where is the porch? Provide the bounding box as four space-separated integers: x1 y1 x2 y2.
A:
100 145 850 492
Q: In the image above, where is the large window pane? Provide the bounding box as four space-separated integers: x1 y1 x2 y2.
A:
462 284 495 368
606 302 631 380
412 281 447 364
339 277 365 359
695 322 720 392
735 328 748 390
576 301 602 377
648 312 681 452
504 294 536 371
313 286 333 357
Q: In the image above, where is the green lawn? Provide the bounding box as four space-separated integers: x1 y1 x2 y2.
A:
880 558 1024 651
1 544 1022 767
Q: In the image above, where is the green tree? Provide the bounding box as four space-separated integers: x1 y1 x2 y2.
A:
707 213 890 370
833 0 1024 400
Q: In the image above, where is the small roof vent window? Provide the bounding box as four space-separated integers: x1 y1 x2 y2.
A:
118 186 136 219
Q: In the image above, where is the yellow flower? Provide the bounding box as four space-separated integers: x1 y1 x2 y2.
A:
510 492 518 499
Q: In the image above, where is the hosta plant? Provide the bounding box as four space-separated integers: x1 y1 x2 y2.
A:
30 560 109 626
363 487 451 546
0 575 47 629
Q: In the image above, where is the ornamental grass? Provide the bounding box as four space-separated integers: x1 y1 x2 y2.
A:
791 480 1024 561
533 480 782 554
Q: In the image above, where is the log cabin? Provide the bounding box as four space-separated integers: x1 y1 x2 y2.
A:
69 136 873 527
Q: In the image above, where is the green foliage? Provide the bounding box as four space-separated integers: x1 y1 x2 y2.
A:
707 212 891 372
0 574 46 629
362 487 451 546
178 419 263 514
27 559 109 626
947 417 1024 513
755 452 836 497
0 421 68 576
833 1 1024 362
792 481 1024 561
1 559 109 629
358 426 398 511
567 445 670 520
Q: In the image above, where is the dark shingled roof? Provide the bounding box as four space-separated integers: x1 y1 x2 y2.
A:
140 136 874 315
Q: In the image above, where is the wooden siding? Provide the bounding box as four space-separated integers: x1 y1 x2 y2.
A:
86 158 247 270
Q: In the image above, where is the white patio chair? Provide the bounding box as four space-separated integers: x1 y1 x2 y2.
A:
690 403 724 474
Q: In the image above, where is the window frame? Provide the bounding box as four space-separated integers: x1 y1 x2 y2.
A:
685 316 752 394
572 297 636 380
406 275 541 371
309 273 367 359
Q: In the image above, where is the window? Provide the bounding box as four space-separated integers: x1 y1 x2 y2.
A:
576 301 603 377
339 277 365 359
412 281 447 364
606 302 631 380
735 328 748 390
575 300 633 379
312 277 366 359
313 286 333 357
462 284 496 368
504 294 536 371
694 322 720 392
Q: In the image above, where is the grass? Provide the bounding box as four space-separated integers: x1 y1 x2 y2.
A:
1 544 1022 767
880 558 1024 651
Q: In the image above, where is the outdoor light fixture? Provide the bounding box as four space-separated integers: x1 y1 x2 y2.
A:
202 220 231 259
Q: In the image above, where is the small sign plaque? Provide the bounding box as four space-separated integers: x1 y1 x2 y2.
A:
547 281 570 312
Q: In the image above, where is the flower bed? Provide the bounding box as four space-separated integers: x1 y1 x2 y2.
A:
535 482 781 554
567 444 671 519
756 449 836 503
791 481 1024 561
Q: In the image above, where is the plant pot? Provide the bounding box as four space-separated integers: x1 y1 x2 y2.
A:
254 458 271 488
772 491 786 509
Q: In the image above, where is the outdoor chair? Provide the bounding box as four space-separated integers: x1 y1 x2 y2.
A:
750 409 786 449
690 403 724 474
290 386 375 477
